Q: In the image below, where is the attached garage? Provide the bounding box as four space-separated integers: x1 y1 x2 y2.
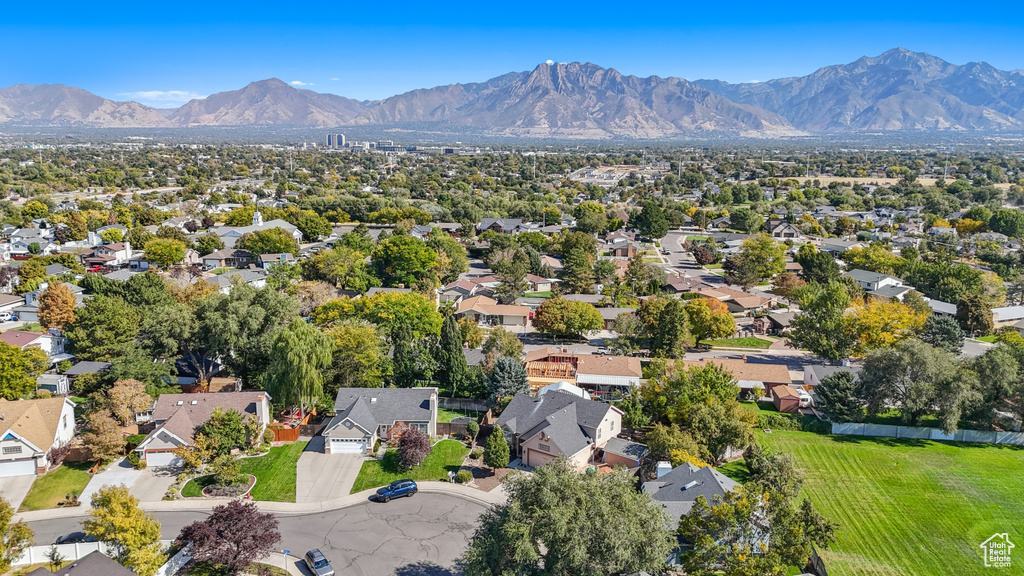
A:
0 459 37 477
145 452 183 467
330 438 367 454
525 448 556 468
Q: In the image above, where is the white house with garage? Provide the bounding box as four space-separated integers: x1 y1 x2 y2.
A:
0 397 76 476
322 388 438 455
134 392 272 467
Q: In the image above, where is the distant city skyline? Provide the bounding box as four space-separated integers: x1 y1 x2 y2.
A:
2 0 1023 108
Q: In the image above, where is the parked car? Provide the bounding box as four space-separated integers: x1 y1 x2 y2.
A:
55 532 96 545
304 549 334 576
376 479 418 502
0 312 12 322
87 265 103 273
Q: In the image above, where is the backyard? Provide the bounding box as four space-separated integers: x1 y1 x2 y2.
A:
436 407 484 423
721 430 1024 576
350 438 469 493
181 441 307 502
19 461 93 511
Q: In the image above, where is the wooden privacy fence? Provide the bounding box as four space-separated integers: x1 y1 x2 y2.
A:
437 423 469 437
268 426 301 442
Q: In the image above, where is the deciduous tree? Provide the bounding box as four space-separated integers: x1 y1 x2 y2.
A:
38 280 77 330
107 379 153 426
0 343 34 400
83 486 165 576
265 318 333 408
397 425 432 469
82 413 124 462
461 459 672 576
787 282 856 361
0 496 33 574
533 297 603 339
177 500 281 576
685 298 736 344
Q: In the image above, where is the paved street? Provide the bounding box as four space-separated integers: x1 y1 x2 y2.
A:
296 438 363 502
27 493 486 576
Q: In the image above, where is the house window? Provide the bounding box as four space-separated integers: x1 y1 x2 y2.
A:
597 427 601 439
63 415 69 430
610 420 615 431
2 446 21 455
538 444 550 452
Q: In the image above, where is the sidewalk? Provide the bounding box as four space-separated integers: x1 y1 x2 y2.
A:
15 481 506 522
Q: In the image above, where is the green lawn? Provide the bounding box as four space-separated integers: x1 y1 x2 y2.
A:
977 335 998 343
181 441 307 502
437 407 483 423
19 461 93 511
523 291 552 298
350 439 469 493
736 430 1024 576
703 263 723 269
703 337 773 349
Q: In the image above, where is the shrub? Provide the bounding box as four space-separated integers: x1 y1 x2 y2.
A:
465 420 480 439
470 449 483 460
126 451 141 467
455 470 473 484
757 412 828 434
135 460 147 470
125 434 147 448
35 389 52 399
483 426 510 469
263 429 275 444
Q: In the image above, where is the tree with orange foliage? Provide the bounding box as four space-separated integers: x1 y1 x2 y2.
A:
38 280 76 330
685 297 736 344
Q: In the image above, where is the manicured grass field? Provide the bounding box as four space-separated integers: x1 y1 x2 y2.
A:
181 441 307 502
524 291 552 298
737 430 1024 576
436 407 483 423
19 461 93 511
703 337 773 349
350 439 469 493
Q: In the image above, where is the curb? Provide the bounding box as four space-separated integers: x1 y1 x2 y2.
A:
16 482 504 523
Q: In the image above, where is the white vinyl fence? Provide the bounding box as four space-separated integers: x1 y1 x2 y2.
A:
831 422 1024 445
14 540 185 572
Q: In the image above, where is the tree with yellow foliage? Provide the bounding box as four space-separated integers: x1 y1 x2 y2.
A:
845 298 927 356
954 218 985 237
38 280 76 330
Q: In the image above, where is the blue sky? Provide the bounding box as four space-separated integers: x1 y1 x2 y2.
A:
2 0 1023 107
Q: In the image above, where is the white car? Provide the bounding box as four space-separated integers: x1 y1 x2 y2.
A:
796 388 813 408
0 312 13 322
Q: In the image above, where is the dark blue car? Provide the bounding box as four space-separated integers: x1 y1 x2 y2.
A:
376 479 417 502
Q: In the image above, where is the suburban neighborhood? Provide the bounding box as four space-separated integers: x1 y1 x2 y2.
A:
0 142 1021 576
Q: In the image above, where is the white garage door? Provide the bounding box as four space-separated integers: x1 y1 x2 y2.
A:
145 452 183 467
0 459 36 477
330 438 367 454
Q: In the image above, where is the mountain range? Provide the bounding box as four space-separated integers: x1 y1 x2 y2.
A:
2 48 1022 138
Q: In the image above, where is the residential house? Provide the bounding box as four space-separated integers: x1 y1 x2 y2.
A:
477 218 525 234
207 269 267 294
843 269 904 292
993 306 1024 328
455 296 530 327
525 274 553 293
539 255 564 271
322 387 438 454
0 397 76 476
494 390 623 469
82 242 132 267
209 210 303 248
597 307 633 330
768 221 801 239
36 374 70 395
202 248 255 269
0 294 24 315
819 238 866 254
258 253 297 269
753 311 796 335
803 365 862 388
678 357 792 396
606 237 639 258
643 462 741 524
135 392 272 466
0 330 70 364
525 348 642 396
25 550 139 576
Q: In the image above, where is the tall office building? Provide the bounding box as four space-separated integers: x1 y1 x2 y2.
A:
326 134 334 148
336 134 346 148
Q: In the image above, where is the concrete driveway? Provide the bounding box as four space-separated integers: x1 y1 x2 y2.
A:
79 458 142 503
129 466 179 503
0 475 35 510
296 437 364 503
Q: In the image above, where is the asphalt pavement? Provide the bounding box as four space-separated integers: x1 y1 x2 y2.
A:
28 493 486 576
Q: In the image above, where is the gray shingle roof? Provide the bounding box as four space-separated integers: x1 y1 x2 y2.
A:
63 361 113 376
325 387 437 434
25 551 138 576
495 390 614 436
642 463 740 523
602 437 649 461
521 403 592 457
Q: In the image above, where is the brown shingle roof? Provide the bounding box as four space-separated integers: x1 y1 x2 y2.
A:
0 397 69 453
576 355 642 378
150 392 268 437
677 358 791 384
0 330 45 349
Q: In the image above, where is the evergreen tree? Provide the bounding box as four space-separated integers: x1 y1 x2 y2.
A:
437 313 468 396
483 426 510 469
816 371 864 424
